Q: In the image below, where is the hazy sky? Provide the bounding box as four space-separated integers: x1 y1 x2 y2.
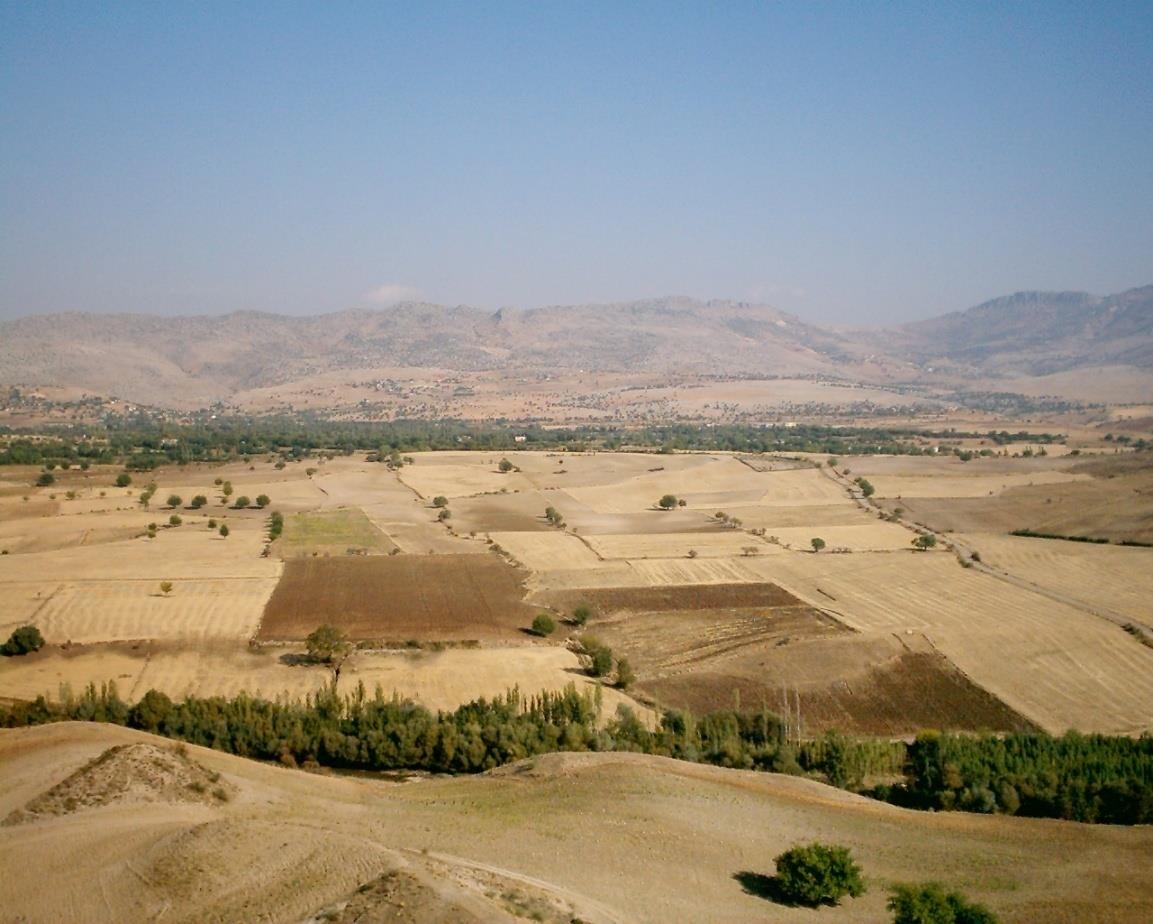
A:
2 2 1151 324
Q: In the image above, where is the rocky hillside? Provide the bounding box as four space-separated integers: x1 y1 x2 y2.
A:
895 285 1153 374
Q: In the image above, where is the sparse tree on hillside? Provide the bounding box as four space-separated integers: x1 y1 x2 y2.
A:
811 537 826 553
531 613 556 636
773 843 865 908
887 883 999 924
570 605 591 627
658 494 678 510
912 534 937 551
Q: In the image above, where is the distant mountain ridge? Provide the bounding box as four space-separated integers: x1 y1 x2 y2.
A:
895 285 1153 374
0 287 1150 408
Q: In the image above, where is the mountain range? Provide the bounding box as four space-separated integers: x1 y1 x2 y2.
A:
0 286 1149 410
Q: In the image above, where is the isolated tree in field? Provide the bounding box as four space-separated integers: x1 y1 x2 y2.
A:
190 495 207 509
166 494 182 508
159 581 173 596
531 613 556 636
498 458 514 473
306 624 351 664
218 523 229 537
233 495 250 509
255 494 270 508
432 495 449 508
912 534 937 551
36 472 54 487
1 625 45 656
887 883 999 924
115 473 132 487
811 537 826 553
773 842 865 908
658 494 678 510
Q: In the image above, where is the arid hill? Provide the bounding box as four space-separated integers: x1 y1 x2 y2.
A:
0 287 1149 410
2 722 1151 923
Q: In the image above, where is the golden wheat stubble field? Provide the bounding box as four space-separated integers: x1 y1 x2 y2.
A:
2 448 1152 737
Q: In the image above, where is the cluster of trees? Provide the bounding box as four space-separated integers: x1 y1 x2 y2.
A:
268 511 284 541
1 626 44 656
1 683 1148 824
878 730 1153 824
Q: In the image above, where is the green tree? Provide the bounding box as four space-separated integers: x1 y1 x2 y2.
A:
255 494 271 508
658 494 678 510
190 495 208 509
36 472 55 487
887 883 999 924
570 605 591 627
169 514 182 527
1 625 45 656
912 534 937 551
222 481 233 498
432 495 449 508
166 494 182 508
773 843 865 907
855 477 876 498
498 458 514 473
159 581 174 596
811 537 826 552
233 495 250 509
115 473 132 487
218 523 229 537
306 624 351 664
129 689 173 732
531 613 556 636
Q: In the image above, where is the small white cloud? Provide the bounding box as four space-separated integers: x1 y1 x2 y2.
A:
364 283 424 305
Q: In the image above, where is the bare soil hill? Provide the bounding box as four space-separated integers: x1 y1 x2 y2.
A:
3 722 1152 923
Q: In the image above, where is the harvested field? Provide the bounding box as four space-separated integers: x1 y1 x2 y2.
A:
582 531 772 560
542 581 810 614
763 522 916 551
562 456 762 513
626 558 765 585
715 502 879 529
2 577 275 644
278 507 397 557
746 552 1153 734
961 532 1153 623
869 470 1091 499
756 468 851 506
489 531 602 570
397 461 534 498
259 554 540 641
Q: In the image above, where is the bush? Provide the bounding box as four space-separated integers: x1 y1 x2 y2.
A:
773 842 865 907
2 625 45 657
887 883 999 924
531 613 556 636
432 495 449 508
115 473 132 487
589 645 613 678
218 524 229 537
36 472 55 487
658 493 678 509
570 605 591 627
615 656 635 689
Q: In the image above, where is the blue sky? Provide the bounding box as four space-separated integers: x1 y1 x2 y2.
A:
1 1 1150 323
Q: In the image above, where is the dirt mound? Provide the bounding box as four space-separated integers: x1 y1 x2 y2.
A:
308 852 620 924
2 742 234 824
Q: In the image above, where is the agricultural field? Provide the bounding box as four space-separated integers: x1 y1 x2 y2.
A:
2 446 1152 742
258 554 540 642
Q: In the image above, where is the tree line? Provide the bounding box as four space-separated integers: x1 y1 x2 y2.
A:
2 683 1149 824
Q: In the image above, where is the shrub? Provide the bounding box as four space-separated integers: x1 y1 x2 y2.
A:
432 496 449 508
218 524 230 537
615 657 635 689
658 494 678 509
570 605 591 627
233 495 250 509
167 494 182 508
2 625 45 657
773 842 865 907
589 645 613 677
36 472 55 487
531 613 556 636
115 473 132 487
887 883 999 924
